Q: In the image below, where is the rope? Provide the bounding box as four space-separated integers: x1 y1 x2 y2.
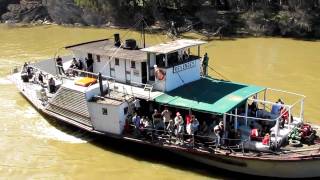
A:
207 65 230 81
99 17 145 72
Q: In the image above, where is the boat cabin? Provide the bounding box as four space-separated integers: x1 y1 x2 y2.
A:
141 39 206 92
65 35 206 92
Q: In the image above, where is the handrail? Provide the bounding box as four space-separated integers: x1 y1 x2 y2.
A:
224 112 279 122
266 87 306 98
127 123 248 153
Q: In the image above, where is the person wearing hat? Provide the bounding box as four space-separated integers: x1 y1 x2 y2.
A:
214 121 224 146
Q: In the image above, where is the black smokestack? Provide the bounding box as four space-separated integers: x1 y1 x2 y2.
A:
114 33 121 47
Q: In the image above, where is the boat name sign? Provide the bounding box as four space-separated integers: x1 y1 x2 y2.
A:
173 60 196 73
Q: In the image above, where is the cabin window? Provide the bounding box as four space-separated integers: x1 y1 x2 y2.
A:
124 107 128 115
131 61 136 69
96 55 101 62
102 108 108 115
115 58 119 66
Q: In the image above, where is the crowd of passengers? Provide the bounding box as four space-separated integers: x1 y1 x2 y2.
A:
236 98 293 146
127 97 294 148
56 56 94 76
127 105 228 147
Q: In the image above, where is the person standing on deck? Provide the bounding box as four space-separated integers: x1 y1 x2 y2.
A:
56 56 65 75
48 77 56 93
86 57 94 73
78 59 84 70
202 53 209 76
214 121 224 147
161 106 172 131
38 71 44 84
174 112 185 144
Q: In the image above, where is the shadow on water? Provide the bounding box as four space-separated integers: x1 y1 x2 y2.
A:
41 114 298 180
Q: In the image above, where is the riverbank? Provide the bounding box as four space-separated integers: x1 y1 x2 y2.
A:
1 0 320 39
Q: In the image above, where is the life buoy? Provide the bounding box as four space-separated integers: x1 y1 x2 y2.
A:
289 139 302 147
155 68 165 81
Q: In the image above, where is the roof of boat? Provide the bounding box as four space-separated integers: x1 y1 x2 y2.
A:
141 39 207 54
155 77 265 114
65 39 147 61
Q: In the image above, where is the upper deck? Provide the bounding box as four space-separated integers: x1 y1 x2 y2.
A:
65 37 207 93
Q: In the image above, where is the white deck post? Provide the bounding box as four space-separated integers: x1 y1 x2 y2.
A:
165 54 168 67
223 113 226 138
235 108 238 132
263 89 267 111
300 99 304 122
245 100 248 126
275 118 279 149
288 106 292 129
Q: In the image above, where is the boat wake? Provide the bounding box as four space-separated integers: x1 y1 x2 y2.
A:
21 107 92 144
0 77 13 85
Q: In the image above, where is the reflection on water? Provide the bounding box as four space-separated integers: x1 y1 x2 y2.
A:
0 24 319 179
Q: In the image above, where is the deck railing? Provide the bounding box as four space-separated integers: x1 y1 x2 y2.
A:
128 123 248 153
57 65 157 100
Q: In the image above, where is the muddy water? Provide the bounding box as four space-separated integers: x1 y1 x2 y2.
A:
0 25 319 179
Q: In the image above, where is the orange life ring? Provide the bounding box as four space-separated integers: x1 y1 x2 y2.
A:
155 69 165 81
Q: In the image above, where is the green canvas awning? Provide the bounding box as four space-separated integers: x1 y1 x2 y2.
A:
155 77 265 114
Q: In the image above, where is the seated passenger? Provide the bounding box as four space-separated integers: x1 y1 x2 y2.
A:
248 101 258 117
250 128 260 141
262 133 270 145
271 99 283 116
199 120 209 136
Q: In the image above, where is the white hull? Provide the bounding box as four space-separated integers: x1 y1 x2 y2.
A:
175 150 320 178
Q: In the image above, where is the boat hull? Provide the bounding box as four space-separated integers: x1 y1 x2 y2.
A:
175 150 320 178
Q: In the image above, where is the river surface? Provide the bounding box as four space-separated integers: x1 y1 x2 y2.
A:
0 25 319 179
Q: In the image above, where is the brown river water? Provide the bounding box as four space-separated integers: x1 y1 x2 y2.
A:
0 25 319 179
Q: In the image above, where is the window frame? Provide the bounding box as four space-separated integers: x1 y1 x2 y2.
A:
96 55 101 62
102 108 108 115
115 58 120 66
131 61 136 69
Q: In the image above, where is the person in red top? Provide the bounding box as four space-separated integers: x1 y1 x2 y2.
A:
185 113 191 125
262 133 270 145
250 128 260 141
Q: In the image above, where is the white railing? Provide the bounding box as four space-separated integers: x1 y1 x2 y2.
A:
127 123 248 153
58 65 156 100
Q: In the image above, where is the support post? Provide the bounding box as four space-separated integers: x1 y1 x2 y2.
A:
300 99 304 122
223 114 226 138
263 89 267 111
198 45 200 57
235 108 238 132
165 54 168 67
245 100 248 126
274 118 279 150
288 106 292 129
